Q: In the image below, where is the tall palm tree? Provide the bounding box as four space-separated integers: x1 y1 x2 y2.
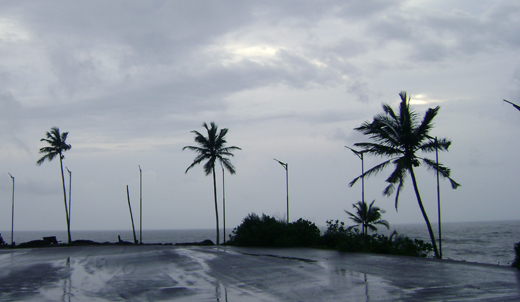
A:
350 91 460 258
183 122 241 245
37 127 72 244
345 200 389 235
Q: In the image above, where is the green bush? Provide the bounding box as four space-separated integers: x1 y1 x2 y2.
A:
513 242 520 270
228 215 432 257
228 213 320 247
322 219 433 257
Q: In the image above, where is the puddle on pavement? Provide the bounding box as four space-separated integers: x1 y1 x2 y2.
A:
24 249 280 301
314 260 402 301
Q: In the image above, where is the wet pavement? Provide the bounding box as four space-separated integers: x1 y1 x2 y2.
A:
0 245 519 301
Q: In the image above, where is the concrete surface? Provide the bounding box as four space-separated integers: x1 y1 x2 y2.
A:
0 245 519 301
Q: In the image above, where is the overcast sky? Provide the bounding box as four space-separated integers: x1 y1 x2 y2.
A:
1 1 520 235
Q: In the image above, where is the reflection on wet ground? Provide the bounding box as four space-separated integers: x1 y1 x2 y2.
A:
0 245 519 301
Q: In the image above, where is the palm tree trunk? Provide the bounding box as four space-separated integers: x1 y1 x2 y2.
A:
212 166 220 245
409 167 439 258
59 156 71 244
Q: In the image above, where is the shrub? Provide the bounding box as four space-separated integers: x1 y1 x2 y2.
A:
322 219 433 257
228 213 320 247
286 218 321 247
228 215 432 257
513 242 520 270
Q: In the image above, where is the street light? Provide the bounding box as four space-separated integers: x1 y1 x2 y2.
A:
221 163 226 244
139 165 142 244
434 137 442 259
274 159 289 224
66 167 71 229
345 146 366 204
8 173 14 246
427 136 443 259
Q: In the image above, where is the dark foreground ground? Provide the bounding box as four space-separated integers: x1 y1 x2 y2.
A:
0 245 519 301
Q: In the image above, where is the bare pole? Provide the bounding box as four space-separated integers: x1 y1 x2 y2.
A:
66 167 71 229
274 159 289 224
139 165 142 244
8 173 14 246
126 185 138 244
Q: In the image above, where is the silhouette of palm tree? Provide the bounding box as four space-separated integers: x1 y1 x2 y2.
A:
183 122 241 245
345 200 389 235
37 127 72 244
350 91 460 258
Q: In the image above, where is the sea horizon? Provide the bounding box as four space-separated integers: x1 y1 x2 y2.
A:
5 217 519 232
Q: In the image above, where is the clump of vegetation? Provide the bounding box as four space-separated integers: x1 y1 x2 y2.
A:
513 242 520 270
227 213 320 247
322 220 433 257
228 214 432 257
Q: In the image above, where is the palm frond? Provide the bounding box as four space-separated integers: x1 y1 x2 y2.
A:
373 219 390 229
422 158 461 189
349 159 393 187
393 181 404 210
345 210 364 225
420 137 451 153
353 142 402 157
184 153 210 173
414 106 439 139
219 157 237 174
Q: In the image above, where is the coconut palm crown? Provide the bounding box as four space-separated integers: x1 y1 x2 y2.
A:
183 122 241 245
37 127 72 244
346 200 389 235
349 91 460 258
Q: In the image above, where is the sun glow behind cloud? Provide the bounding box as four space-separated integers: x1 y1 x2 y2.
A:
210 43 280 65
410 93 446 105
0 18 31 42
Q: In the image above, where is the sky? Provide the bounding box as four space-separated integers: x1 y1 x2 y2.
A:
1 1 520 236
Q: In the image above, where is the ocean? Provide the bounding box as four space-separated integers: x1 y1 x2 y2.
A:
382 220 520 266
2 220 519 267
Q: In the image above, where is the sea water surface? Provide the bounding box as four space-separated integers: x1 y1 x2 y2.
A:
2 220 519 266
382 220 519 266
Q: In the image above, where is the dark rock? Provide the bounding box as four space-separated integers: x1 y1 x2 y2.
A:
17 240 52 248
175 239 214 246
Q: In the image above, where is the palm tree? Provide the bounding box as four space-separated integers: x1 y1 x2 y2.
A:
183 122 241 245
37 127 72 244
350 91 460 258
345 200 389 235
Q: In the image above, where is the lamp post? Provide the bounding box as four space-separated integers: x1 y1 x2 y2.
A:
139 165 142 244
426 136 443 259
8 173 14 246
221 164 226 243
434 137 442 259
345 146 366 204
66 167 71 229
274 159 289 224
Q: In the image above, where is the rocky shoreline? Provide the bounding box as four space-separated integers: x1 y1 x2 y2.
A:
1 237 215 249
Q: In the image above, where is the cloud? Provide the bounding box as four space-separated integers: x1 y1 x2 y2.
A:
1 1 520 231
